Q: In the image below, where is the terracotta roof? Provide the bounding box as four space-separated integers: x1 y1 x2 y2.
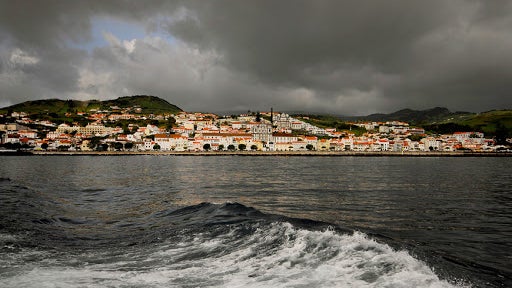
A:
272 132 294 137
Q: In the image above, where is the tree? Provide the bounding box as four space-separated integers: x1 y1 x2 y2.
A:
256 111 261 122
4 142 21 150
113 142 124 151
124 142 134 150
227 144 236 151
165 117 176 131
130 125 139 133
121 123 130 134
98 143 109 151
495 123 509 145
408 134 423 142
88 136 102 150
153 143 161 150
306 144 314 151
250 144 258 151
57 145 69 151
238 143 246 151
203 143 211 151
41 143 49 150
218 144 224 151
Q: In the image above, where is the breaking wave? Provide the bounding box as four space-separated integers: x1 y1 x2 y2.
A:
0 202 468 287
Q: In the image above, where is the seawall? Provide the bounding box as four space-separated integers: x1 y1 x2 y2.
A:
27 151 512 157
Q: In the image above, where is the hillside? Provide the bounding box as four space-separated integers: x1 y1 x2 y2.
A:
296 107 512 137
424 110 512 136
0 95 183 115
339 107 472 124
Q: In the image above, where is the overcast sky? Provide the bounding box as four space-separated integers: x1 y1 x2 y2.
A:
1 1 511 115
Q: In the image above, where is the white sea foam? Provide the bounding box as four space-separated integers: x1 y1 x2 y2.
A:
0 223 470 288
0 232 20 244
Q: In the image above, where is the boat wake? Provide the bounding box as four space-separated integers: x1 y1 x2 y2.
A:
0 201 470 287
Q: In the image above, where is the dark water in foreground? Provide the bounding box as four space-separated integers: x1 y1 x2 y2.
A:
0 156 510 287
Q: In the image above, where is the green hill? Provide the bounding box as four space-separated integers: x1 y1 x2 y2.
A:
0 95 183 115
434 110 512 136
297 107 512 137
339 107 471 125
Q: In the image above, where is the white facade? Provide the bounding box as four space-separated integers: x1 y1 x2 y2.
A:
251 123 272 143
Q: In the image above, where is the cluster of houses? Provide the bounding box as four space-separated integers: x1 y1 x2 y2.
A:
0 109 505 152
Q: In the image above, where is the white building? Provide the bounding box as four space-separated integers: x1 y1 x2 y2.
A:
251 123 272 143
422 137 441 151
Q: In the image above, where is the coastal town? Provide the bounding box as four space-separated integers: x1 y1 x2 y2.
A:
1 102 509 154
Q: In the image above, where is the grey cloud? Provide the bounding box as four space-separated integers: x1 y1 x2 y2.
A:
0 0 511 114
164 0 512 113
168 1 453 82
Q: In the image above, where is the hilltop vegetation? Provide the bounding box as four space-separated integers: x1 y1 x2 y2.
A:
453 110 512 133
294 114 368 136
295 108 512 137
338 107 471 125
0 95 182 115
422 110 512 137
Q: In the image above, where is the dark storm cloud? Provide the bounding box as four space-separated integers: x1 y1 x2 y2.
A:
163 0 512 112
0 0 511 114
169 1 445 80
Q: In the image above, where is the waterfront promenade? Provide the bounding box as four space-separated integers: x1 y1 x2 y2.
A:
27 150 512 157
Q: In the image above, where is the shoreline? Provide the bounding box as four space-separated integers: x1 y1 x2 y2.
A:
15 150 512 157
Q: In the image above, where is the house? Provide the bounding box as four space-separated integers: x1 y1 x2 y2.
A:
108 114 136 121
191 139 203 151
143 139 156 151
3 134 20 144
200 133 252 149
379 126 391 133
154 134 190 151
302 136 318 150
422 137 441 151
328 139 345 151
169 134 190 151
291 122 303 130
272 132 297 144
173 126 194 136
18 130 38 139
376 139 390 151
341 137 354 151
233 135 254 150
231 121 243 129
317 139 330 151
353 140 371 151
274 142 293 151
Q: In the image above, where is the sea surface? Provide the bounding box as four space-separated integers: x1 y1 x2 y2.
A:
0 156 510 287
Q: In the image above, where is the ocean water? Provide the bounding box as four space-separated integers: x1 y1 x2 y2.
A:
0 156 510 287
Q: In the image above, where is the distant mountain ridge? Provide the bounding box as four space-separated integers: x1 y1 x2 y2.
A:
0 95 183 115
338 107 472 124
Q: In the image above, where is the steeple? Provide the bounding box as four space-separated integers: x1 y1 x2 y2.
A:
271 107 273 127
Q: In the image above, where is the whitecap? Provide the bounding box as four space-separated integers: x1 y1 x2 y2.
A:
0 223 470 288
